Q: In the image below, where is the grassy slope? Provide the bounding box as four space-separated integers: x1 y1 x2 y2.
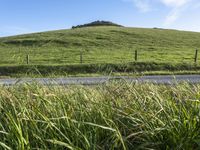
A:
0 26 200 76
1 26 200 65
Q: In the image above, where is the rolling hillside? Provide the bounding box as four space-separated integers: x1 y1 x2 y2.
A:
1 25 200 76
0 26 200 65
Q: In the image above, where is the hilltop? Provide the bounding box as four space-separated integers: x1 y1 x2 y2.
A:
72 20 123 29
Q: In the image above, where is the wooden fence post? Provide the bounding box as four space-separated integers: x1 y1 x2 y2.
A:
27 54 29 64
80 51 83 64
135 50 138 61
195 49 198 64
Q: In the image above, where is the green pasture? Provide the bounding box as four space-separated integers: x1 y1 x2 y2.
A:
0 27 200 65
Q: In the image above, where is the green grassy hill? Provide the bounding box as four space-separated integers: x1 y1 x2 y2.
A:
1 26 200 65
0 26 200 76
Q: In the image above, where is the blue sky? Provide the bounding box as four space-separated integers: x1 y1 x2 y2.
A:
0 0 200 37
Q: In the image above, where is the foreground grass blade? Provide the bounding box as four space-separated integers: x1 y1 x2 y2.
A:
0 82 199 149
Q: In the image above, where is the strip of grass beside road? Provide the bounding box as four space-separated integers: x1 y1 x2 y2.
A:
0 62 200 78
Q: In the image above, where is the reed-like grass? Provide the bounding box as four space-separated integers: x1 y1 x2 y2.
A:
0 82 199 149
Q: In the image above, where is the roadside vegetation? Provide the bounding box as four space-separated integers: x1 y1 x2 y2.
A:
0 62 200 78
0 82 199 149
0 25 200 76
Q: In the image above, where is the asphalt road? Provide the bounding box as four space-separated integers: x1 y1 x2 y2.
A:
0 75 200 85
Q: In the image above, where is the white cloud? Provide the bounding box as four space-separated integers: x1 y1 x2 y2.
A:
133 0 151 12
124 0 194 26
160 0 190 7
164 9 181 26
123 0 151 12
161 0 191 26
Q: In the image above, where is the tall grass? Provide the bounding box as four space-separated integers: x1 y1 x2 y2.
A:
0 82 199 149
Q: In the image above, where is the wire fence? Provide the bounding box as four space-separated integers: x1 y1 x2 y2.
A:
0 47 198 65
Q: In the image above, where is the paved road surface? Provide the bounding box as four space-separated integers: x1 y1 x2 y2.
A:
0 75 200 85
